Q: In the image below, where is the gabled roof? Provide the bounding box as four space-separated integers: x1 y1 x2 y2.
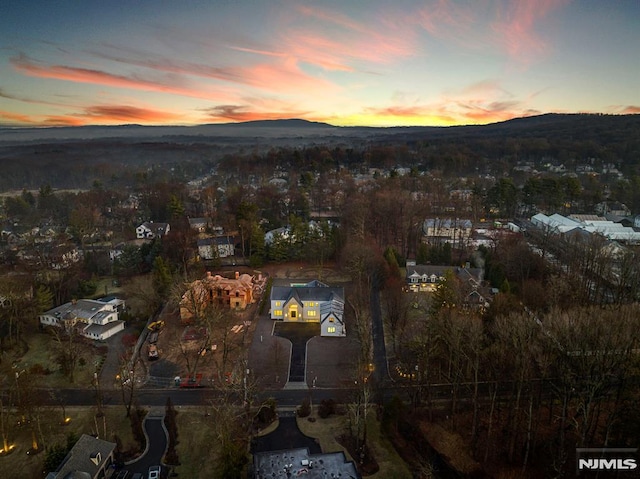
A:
405 265 483 283
46 434 115 479
270 280 344 303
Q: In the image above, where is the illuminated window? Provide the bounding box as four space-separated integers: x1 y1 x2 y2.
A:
327 326 336 333
307 311 317 317
275 301 281 307
329 317 334 322
273 310 283 316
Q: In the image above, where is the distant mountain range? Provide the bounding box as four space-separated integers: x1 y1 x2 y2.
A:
0 114 638 144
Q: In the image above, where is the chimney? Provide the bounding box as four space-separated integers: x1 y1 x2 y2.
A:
235 271 240 280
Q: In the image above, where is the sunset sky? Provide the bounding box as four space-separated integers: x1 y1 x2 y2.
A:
1 0 638 127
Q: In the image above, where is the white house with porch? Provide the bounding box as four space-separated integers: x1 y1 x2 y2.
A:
270 280 345 337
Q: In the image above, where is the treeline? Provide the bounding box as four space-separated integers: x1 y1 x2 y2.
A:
400 298 640 476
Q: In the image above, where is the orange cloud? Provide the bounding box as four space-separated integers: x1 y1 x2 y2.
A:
0 109 38 125
41 115 85 126
80 105 183 124
203 104 311 123
358 86 543 126
10 53 235 102
620 106 640 114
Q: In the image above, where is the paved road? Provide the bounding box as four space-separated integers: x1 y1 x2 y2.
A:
370 286 390 383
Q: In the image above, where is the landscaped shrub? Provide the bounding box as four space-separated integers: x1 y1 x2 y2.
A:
297 396 311 418
318 398 336 419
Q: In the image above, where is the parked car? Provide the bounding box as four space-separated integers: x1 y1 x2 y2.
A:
148 465 161 479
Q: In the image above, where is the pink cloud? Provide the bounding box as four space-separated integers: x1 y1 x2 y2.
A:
415 0 478 45
283 4 417 70
10 54 235 102
90 48 337 94
492 0 570 64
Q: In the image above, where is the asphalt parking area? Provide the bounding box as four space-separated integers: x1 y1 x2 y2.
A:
251 415 321 454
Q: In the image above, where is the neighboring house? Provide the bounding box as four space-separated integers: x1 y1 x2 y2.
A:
109 242 125 261
197 235 235 260
422 218 473 245
188 217 210 233
0 296 11 308
253 447 360 479
264 226 290 245
136 221 170 239
406 264 482 292
405 265 491 309
180 271 254 322
270 280 345 337
45 434 116 479
39 298 125 341
595 201 631 217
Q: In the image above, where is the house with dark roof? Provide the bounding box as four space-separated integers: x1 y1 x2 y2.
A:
136 221 170 239
188 217 210 233
270 280 345 337
45 434 116 479
405 265 492 310
197 235 235 259
422 218 473 245
253 447 360 479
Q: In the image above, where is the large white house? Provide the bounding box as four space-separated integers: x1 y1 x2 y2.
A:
270 280 345 337
39 297 125 341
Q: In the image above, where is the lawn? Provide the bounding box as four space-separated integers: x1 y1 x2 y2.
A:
170 408 219 478
0 406 136 479
2 330 107 389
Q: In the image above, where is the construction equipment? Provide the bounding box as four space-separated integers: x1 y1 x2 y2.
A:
147 320 165 332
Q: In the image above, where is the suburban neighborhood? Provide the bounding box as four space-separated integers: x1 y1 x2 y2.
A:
1 113 640 479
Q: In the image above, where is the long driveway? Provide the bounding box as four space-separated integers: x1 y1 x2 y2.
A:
273 322 320 383
120 409 168 476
